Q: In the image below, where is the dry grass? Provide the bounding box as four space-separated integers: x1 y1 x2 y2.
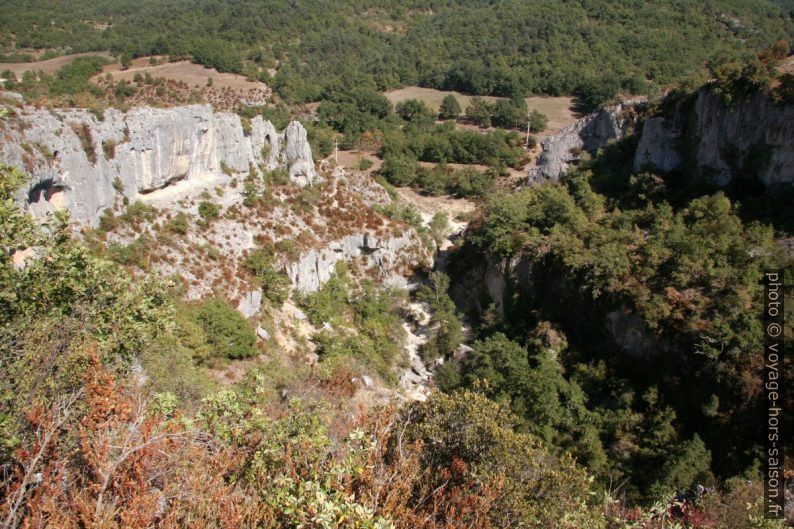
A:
394 186 476 221
382 86 578 136
101 59 268 91
0 51 114 76
335 151 383 173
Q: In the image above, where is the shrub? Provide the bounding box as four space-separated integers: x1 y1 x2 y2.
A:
709 56 776 106
195 296 257 360
243 248 289 306
378 152 419 187
102 140 116 160
107 236 151 269
122 200 157 224
403 390 602 528
97 209 121 232
220 161 235 176
453 167 494 198
298 263 350 326
356 157 374 171
71 122 96 164
198 201 221 221
529 109 548 132
166 211 189 235
264 167 290 186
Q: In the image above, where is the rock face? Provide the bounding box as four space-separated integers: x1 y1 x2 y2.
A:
528 103 635 182
0 96 316 226
632 116 683 174
286 231 421 293
633 90 794 188
280 121 316 188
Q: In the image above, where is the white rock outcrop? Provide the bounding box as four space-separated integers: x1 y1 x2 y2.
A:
286 231 420 293
0 95 316 226
281 121 316 188
528 103 635 182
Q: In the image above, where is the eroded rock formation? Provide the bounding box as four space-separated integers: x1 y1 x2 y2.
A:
0 95 316 226
527 103 635 182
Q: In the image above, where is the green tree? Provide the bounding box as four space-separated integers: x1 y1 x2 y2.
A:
417 272 463 362
438 94 462 120
378 152 419 187
491 95 527 129
429 212 450 247
396 98 435 127
647 434 712 499
529 109 548 132
465 96 492 127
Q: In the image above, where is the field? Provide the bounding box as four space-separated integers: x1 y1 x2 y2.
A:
0 51 113 76
383 86 578 136
0 52 269 97
100 58 268 91
336 151 383 174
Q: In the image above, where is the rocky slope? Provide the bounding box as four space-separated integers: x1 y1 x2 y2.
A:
0 91 316 226
633 89 794 188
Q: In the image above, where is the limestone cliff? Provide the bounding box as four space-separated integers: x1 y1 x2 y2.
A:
633 89 794 188
0 94 316 226
527 103 636 182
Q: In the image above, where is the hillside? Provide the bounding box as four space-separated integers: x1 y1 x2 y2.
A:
1 0 792 104
1 1 794 527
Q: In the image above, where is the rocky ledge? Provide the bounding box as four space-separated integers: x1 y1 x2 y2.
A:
286 231 423 293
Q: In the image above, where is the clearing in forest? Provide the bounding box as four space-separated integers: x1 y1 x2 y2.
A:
0 51 114 76
382 86 578 135
100 58 268 91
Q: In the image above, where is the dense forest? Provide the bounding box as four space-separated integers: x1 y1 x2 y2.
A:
443 144 794 505
1 0 792 105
